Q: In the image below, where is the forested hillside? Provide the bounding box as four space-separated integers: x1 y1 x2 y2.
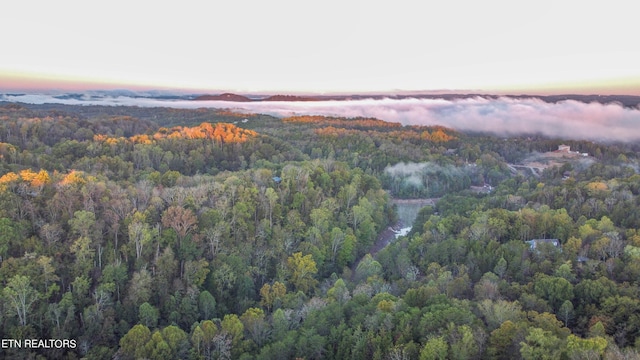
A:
1 102 640 359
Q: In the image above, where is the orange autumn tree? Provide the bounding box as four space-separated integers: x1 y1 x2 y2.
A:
152 123 256 144
0 169 51 193
92 122 257 146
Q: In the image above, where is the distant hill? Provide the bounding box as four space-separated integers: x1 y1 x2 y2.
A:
192 92 640 107
194 93 253 102
193 93 318 102
262 95 318 102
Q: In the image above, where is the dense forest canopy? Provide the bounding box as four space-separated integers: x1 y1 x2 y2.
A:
1 101 640 359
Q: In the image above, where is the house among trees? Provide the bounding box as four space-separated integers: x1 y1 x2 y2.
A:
557 144 571 152
526 238 560 250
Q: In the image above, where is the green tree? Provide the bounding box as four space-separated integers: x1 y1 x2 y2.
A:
119 324 151 360
153 247 178 308
488 320 527 360
478 299 523 331
309 207 331 244
354 254 382 283
259 281 286 311
329 227 345 265
161 325 190 359
287 252 318 293
221 314 244 358
69 210 96 239
128 212 153 261
558 300 575 327
3 274 39 326
240 307 269 347
70 236 95 277
71 275 91 310
337 232 356 268
448 324 479 360
574 277 618 308
198 290 216 320
161 170 181 187
565 334 607 360
125 269 152 308
420 336 448 360
265 187 278 228
0 217 21 262
554 262 576 283
600 295 640 346
327 278 351 305
183 259 209 288
101 260 128 302
533 274 574 311
37 255 59 297
493 256 507 279
295 327 325 360
144 331 173 360
139 302 159 328
520 327 562 360
191 319 224 359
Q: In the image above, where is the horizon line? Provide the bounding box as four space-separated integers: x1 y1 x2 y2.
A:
1 73 640 97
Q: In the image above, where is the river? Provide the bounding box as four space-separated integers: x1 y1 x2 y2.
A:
391 198 438 238
350 198 438 277
364 198 437 257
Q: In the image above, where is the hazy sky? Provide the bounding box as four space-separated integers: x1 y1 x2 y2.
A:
1 0 638 94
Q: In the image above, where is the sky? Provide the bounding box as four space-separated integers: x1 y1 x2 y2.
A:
1 0 639 94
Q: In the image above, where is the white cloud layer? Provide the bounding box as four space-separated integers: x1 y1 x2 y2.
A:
2 94 640 142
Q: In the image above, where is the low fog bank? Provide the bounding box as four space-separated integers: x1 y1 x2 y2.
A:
2 94 640 142
382 161 476 198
